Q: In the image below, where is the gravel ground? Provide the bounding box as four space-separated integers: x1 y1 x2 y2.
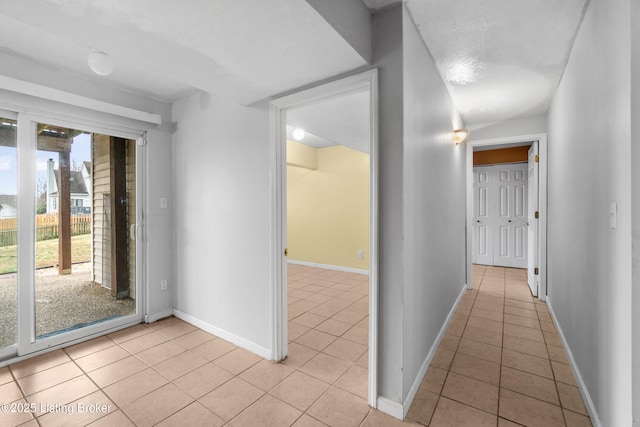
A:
0 262 134 347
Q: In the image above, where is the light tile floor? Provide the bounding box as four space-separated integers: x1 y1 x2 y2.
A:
0 264 590 426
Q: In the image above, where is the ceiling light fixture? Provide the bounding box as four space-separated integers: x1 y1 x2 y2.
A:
292 128 305 141
88 50 114 76
453 129 468 144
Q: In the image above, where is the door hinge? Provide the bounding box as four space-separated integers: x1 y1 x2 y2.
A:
534 267 539 275
534 211 539 219
535 155 539 163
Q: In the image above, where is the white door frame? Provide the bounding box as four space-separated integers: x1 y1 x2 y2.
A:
466 133 548 301
269 69 379 406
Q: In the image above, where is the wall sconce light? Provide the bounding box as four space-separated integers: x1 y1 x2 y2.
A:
88 50 114 76
453 129 468 144
292 128 305 141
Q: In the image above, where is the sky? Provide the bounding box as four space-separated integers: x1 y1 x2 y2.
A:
0 133 91 196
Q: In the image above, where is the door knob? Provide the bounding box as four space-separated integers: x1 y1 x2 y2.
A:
476 220 480 223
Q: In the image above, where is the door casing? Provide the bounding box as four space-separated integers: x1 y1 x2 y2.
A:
466 134 548 300
269 69 379 407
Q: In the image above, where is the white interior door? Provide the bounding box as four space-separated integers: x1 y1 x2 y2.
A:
473 163 528 269
473 168 493 265
527 142 539 295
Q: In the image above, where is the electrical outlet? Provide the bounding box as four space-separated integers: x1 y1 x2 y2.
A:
357 250 364 259
160 279 168 291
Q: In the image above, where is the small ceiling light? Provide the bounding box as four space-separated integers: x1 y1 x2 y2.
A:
453 129 468 144
292 128 305 141
88 50 114 76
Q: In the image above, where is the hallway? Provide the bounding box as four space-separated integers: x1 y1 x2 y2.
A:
0 264 591 426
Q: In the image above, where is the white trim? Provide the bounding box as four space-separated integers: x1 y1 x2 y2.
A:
401 283 467 418
466 133 548 300
270 68 379 407
0 75 161 125
546 298 602 427
173 309 272 360
287 259 369 275
377 397 404 420
145 309 173 324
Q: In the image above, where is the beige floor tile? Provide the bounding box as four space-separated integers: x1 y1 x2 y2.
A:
499 388 564 427
0 381 22 403
543 331 563 347
155 320 197 340
504 298 536 311
172 329 216 349
504 305 539 319
103 368 168 406
503 335 548 358
421 366 448 394
463 324 503 347
341 326 368 346
502 348 553 379
86 410 135 427
289 323 312 341
450 353 500 386
332 309 367 325
0 367 12 385
119 332 168 354
473 300 504 313
547 344 570 364
500 366 559 405
74 345 129 372
322 337 367 362
363 409 421 426
229 393 302 427
552 360 578 386
153 350 208 381
198 377 264 421
107 324 151 344
174 362 234 399
439 333 460 352
406 382 439 425
0 399 35 427
307 387 369 427
504 323 545 343
315 319 353 336
431 347 455 370
145 317 183 333
498 417 522 426
429 397 497 427
504 313 540 329
557 382 588 415
122 383 193 427
334 365 367 399
270 371 330 411
214 347 262 375
65 336 115 359
134 341 186 366
563 409 593 427
239 359 294 391
27 375 98 416
295 330 338 352
470 307 504 322
442 371 499 413
446 319 466 336
356 350 368 368
293 413 330 426
18 362 83 396
38 390 114 427
10 350 71 379
467 317 503 335
283 342 319 368
299 353 351 384
309 303 343 318
87 355 147 388
155 402 224 427
540 320 557 333
292 312 329 329
191 338 237 361
457 338 502 364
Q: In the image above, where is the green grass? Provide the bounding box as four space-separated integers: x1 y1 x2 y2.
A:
0 234 92 274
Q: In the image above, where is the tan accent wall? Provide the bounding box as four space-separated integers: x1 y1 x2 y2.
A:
473 146 529 166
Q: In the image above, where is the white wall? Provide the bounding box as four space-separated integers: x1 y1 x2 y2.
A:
401 7 466 402
172 91 272 355
469 115 547 141
632 1 640 424
547 0 633 425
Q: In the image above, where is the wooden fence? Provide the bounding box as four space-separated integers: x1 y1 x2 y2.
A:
0 214 91 247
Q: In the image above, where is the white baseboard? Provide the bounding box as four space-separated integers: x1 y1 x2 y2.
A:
287 259 369 275
173 309 272 360
400 282 468 418
377 396 404 420
144 309 173 324
546 298 602 427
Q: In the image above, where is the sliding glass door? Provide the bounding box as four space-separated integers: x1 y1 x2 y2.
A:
0 113 143 358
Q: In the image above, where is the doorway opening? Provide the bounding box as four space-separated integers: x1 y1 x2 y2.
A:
466 134 548 300
270 70 379 407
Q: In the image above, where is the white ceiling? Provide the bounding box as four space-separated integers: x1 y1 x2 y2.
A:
0 0 368 104
364 0 588 126
286 89 370 154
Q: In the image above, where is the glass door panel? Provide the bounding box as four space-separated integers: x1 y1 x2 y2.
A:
34 124 136 340
0 117 18 351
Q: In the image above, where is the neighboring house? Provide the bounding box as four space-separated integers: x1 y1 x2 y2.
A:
0 195 17 218
46 159 92 214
